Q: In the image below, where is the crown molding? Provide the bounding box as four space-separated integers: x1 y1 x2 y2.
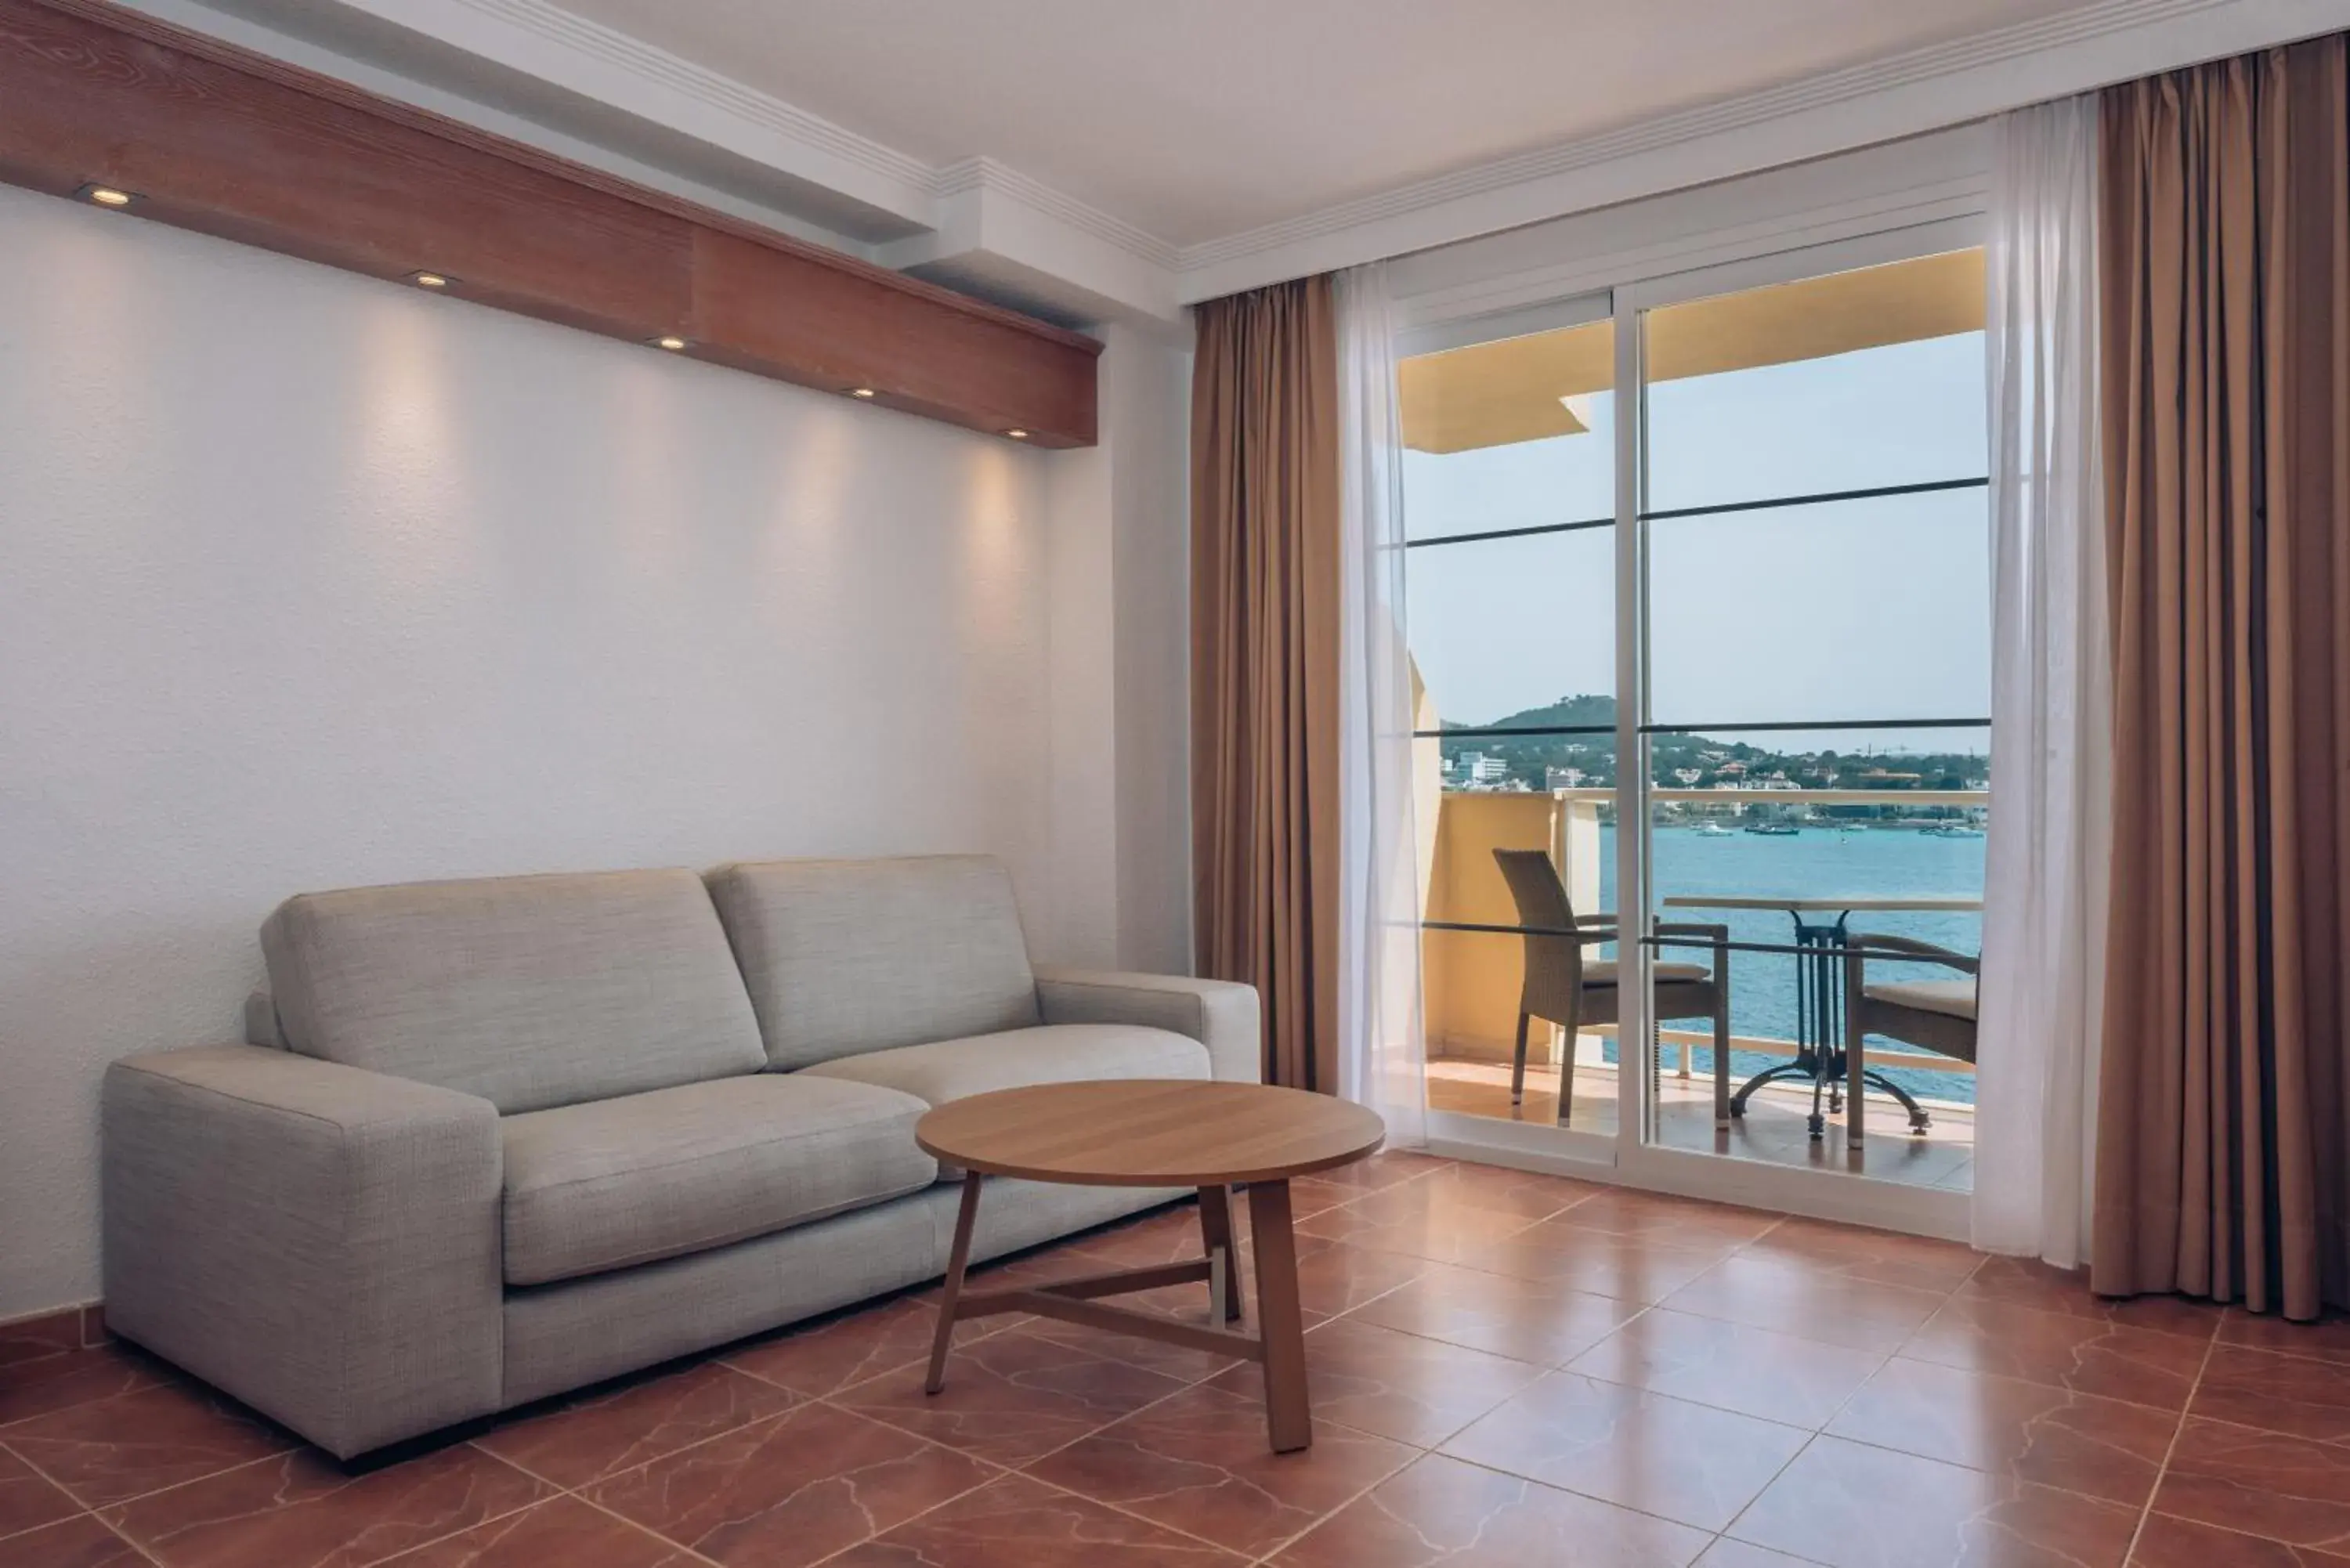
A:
1174 0 2350 302
423 0 1184 283
935 159 1181 273
448 0 935 192
164 0 1185 321
156 0 2350 321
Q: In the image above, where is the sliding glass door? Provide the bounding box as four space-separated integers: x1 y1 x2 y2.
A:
1401 302 1621 1158
1400 224 1992 1229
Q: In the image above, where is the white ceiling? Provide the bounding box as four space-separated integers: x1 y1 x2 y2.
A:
550 0 2107 247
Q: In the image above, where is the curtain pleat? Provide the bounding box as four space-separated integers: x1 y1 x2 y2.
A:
2094 35 2350 1317
1191 277 1342 1093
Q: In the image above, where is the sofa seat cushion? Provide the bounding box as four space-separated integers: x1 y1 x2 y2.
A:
500 1075 935 1287
797 1024 1210 1180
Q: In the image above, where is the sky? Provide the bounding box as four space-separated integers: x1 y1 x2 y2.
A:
1402 329 1991 760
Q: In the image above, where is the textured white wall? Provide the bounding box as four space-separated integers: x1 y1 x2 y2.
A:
1027 323 1193 976
0 184 1066 1318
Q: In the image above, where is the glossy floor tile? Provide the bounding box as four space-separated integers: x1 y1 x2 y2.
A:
1441 1371 1809 1530
1026 1383 1412 1557
582 1400 996 1568
1205 1317 1544 1448
837 1327 1193 1465
473 1360 800 1489
828 1472 1247 1566
2130 1508 2350 1568
1659 1249 1950 1354
0 1443 83 1539
371 1495 694 1568
2 1512 152 1568
2189 1345 2350 1443
0 1378 297 1508
102 1443 555 1568
1273 1451 1713 1568
0 1346 166 1429
1728 1433 2140 1568
1566 1306 1886 1427
2151 1418 2350 1552
722 1294 1016 1397
1347 1260 1643 1366
1455 1219 1739 1303
9 1160 2307 1567
1899 1294 2209 1412
1824 1356 2174 1508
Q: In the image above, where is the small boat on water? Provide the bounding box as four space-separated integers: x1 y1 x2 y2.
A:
1694 822 1735 837
1922 824 1987 839
1743 822 1800 836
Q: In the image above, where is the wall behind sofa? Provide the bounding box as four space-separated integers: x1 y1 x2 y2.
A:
0 182 1082 1319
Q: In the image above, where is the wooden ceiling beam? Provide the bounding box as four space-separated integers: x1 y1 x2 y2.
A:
0 0 1099 446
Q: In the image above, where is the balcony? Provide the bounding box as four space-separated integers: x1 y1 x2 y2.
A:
1420 785 1981 1191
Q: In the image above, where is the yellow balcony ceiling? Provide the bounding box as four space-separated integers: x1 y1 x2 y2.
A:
1400 248 1986 454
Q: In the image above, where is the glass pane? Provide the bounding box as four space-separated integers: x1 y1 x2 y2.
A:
1423 850 1624 1135
1647 489 1990 728
1401 318 1614 540
1643 251 1987 514
1636 728 1985 1186
1406 529 1614 757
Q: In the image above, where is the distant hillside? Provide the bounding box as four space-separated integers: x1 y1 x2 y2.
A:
1440 693 1987 793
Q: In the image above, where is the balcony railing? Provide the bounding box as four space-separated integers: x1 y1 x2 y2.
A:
1419 785 1986 1104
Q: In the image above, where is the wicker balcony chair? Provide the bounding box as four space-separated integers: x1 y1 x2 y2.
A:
1491 849 1732 1128
1841 934 1978 1145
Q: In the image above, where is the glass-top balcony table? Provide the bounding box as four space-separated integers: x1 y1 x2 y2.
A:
1658 894 1983 1140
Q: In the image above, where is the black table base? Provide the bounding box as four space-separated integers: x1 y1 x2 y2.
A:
1724 910 1932 1140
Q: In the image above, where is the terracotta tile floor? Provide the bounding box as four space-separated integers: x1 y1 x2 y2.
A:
2 1153 2341 1566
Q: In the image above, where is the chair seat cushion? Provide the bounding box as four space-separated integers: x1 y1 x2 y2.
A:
1585 959 1708 987
1864 978 1979 1021
501 1075 934 1287
798 1024 1211 1179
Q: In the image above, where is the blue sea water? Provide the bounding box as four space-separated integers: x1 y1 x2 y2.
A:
1593 822 1985 1104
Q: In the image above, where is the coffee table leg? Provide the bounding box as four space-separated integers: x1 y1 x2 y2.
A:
1246 1177 1311 1452
927 1171 983 1396
1197 1183 1243 1323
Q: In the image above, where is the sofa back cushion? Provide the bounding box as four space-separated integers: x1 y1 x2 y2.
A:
260 869 767 1114
703 855 1040 1069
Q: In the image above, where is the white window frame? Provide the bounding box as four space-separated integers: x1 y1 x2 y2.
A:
1411 211 1991 1241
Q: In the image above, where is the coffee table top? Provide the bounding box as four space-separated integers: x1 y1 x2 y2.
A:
914 1079 1386 1187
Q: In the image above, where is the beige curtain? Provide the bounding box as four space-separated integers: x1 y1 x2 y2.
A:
2093 35 2350 1318
1191 276 1342 1093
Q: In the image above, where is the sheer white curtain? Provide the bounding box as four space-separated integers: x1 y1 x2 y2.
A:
1335 262 1427 1143
1975 94 2110 1266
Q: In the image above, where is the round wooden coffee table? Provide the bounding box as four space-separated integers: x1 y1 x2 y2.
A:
915 1079 1386 1453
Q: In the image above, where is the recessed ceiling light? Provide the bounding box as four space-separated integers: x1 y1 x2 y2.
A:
410 271 450 289
656 335 689 351
848 388 877 399
80 184 137 208
1005 429 1029 440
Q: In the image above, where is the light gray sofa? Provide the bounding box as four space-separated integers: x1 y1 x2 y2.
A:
100 854 1258 1459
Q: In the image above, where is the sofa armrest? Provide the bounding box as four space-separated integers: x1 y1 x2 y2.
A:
102 1045 503 1458
1032 968 1262 1085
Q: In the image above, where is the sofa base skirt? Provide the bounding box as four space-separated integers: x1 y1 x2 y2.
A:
501 1176 1184 1409
916 1176 1185 1267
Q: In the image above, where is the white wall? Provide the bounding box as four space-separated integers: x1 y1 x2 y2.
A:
0 182 1179 1319
1105 327 1193 975
1029 323 1194 975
